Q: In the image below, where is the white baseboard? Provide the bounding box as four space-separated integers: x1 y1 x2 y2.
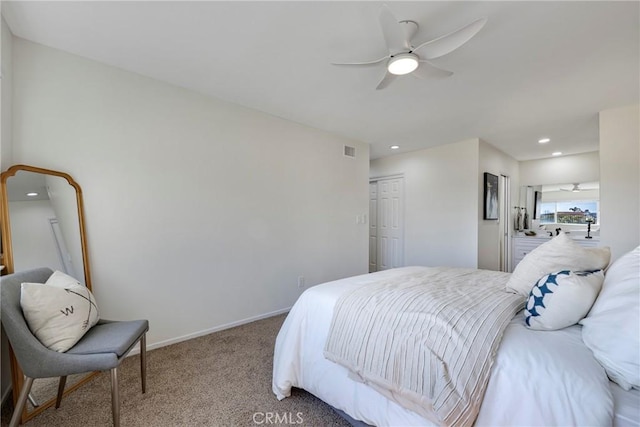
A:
126 307 291 356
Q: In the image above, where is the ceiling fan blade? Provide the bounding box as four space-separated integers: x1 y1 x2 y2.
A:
376 70 396 90
379 5 411 53
331 56 389 67
412 17 487 60
414 61 454 79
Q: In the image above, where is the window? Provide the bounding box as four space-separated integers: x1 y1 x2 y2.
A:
539 201 598 224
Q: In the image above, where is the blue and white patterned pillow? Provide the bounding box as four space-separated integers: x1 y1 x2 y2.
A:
525 269 604 330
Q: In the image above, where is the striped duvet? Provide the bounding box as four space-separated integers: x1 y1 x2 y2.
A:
323 267 524 427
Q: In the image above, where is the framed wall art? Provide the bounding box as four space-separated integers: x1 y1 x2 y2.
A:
484 172 498 220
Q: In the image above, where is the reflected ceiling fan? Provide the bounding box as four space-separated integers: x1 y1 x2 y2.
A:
561 183 584 192
332 5 487 90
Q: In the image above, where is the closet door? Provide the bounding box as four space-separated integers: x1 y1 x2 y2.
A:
369 182 378 273
370 177 404 272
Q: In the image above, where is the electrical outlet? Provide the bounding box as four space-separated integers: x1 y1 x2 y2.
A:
355 214 367 224
297 276 305 289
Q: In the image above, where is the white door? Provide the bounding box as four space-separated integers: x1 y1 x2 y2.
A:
369 182 378 272
370 177 404 272
499 175 511 272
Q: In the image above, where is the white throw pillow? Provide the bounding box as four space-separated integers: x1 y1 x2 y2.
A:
20 271 99 352
45 270 85 288
524 269 604 330
580 246 640 390
507 233 611 296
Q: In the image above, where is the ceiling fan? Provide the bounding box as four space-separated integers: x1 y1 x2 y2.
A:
332 5 487 90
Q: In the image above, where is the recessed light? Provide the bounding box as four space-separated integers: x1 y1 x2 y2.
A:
538 138 550 144
552 152 562 156
390 145 400 150
26 192 38 197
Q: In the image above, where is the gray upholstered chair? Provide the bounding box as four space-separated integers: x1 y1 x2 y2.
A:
1 267 148 427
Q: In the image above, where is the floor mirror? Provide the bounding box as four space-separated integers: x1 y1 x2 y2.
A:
0 164 97 424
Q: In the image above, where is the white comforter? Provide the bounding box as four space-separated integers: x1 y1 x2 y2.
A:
324 267 523 426
273 267 615 426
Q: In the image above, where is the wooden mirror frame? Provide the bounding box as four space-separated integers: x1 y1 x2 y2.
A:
0 164 97 424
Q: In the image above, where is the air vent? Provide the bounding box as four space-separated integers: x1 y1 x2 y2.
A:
344 145 356 158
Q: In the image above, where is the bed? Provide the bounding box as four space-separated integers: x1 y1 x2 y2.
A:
273 238 640 426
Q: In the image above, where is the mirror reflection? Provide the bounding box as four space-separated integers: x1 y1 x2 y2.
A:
6 171 85 284
519 182 600 235
25 374 88 412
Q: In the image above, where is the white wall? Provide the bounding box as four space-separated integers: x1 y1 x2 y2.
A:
11 38 369 347
478 140 519 270
541 189 599 203
371 139 479 268
599 104 640 260
519 151 599 186
0 14 13 405
1 16 12 170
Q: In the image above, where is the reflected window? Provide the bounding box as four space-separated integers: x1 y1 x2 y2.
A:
540 201 599 224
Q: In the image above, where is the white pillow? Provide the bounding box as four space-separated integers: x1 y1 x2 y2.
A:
45 270 85 288
20 271 99 352
524 269 604 330
580 246 640 390
507 233 611 296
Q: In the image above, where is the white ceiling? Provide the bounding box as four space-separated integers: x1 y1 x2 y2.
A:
3 1 638 160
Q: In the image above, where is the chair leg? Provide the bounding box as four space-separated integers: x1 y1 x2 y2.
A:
24 376 38 408
110 368 120 427
56 376 67 408
9 377 34 427
27 392 39 408
140 333 147 394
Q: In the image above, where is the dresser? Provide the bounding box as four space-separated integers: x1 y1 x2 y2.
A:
511 235 600 272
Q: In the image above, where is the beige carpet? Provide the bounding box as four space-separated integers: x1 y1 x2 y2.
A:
1 314 351 426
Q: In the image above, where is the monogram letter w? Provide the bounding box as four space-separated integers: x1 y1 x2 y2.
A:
60 306 74 316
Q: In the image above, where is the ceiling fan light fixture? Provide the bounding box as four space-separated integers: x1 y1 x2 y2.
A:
387 53 419 75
